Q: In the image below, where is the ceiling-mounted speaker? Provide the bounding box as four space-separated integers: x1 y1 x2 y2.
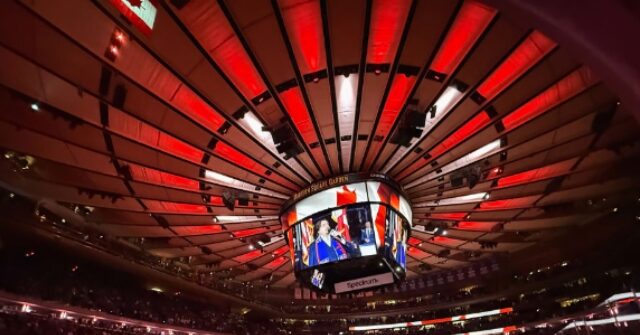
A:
467 165 482 189
450 170 465 187
405 110 426 128
390 109 425 146
390 126 423 145
276 140 303 158
237 192 249 206
271 125 291 144
222 190 235 210
113 84 127 109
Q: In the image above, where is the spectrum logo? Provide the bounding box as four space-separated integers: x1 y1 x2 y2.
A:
335 272 394 293
347 278 379 289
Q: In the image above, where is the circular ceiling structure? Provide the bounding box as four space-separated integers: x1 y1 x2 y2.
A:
0 0 639 303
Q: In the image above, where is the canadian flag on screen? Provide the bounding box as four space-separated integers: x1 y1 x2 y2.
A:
332 208 351 242
336 185 357 206
109 0 158 35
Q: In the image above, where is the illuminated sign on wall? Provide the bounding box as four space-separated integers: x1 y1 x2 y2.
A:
109 0 158 35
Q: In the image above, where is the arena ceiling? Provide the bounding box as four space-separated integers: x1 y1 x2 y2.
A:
0 0 639 295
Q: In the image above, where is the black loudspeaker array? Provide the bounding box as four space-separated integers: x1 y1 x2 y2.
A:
271 122 304 159
390 101 426 147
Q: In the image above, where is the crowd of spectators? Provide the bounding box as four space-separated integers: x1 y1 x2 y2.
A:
0 243 639 335
279 257 627 315
0 246 259 334
275 265 639 334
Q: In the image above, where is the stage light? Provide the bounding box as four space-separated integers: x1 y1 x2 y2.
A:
30 103 39 111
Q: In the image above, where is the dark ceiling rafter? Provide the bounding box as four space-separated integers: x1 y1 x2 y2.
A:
270 0 335 175
407 107 624 200
348 0 373 172
398 64 588 185
217 0 326 179
0 0 638 299
11 1 300 193
87 0 306 190
356 0 420 171
319 0 343 173
158 0 316 183
403 97 610 194
377 26 539 174
413 163 638 249
0 76 290 198
381 11 504 178
0 114 288 210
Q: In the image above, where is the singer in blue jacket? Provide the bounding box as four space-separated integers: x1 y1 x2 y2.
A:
309 219 350 266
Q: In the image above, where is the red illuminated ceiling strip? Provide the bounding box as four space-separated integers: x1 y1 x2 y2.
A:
264 256 289 270
212 142 296 189
127 163 199 190
408 237 422 245
142 200 208 214
171 88 226 132
478 195 540 210
456 221 498 231
428 112 491 158
109 109 203 163
232 227 271 238
429 212 468 220
157 133 203 164
173 225 224 236
476 31 556 100
271 245 289 256
232 249 264 263
278 0 325 73
397 67 596 183
176 0 266 99
279 87 330 175
363 74 417 170
430 1 497 75
407 246 431 259
208 196 224 206
496 158 576 188
432 236 462 246
109 110 294 189
502 66 598 130
396 111 491 180
367 0 412 64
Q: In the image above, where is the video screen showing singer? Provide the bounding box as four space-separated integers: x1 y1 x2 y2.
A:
308 219 358 266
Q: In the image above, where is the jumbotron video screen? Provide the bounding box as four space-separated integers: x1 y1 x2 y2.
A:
280 174 411 293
